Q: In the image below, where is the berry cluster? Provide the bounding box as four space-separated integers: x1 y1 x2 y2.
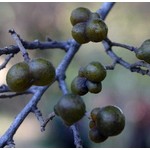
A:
71 61 106 95
6 58 55 92
70 7 108 44
89 106 125 143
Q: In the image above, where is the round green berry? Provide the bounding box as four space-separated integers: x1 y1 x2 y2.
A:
70 7 91 26
54 94 86 126
96 105 125 136
86 19 108 42
72 22 90 44
84 61 107 82
6 62 32 92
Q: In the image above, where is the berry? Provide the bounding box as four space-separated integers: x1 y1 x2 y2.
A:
70 7 91 26
29 58 55 86
71 76 88 96
6 62 32 92
54 94 86 126
96 105 125 136
84 61 107 82
72 22 90 44
86 80 102 94
86 19 108 42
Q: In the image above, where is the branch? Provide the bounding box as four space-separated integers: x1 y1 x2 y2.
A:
102 40 150 76
9 29 30 62
97 2 115 20
0 39 70 56
70 124 83 148
0 54 14 70
0 86 48 147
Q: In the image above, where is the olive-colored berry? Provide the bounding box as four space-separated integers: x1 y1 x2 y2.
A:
86 19 108 42
54 94 86 126
72 22 90 44
29 58 55 86
136 39 150 63
71 76 88 96
96 105 125 136
6 62 32 92
84 61 107 82
89 127 108 143
86 80 102 94
70 7 91 26
90 107 101 121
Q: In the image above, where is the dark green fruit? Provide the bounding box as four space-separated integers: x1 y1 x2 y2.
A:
86 19 108 42
6 62 32 92
86 80 102 94
91 107 101 121
71 76 88 96
72 22 90 44
136 39 150 63
96 105 125 136
29 58 55 86
84 61 107 82
54 94 86 126
89 127 108 143
70 7 91 26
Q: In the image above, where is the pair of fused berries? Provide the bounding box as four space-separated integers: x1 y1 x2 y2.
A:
6 58 55 92
70 7 108 44
136 39 150 64
89 105 125 143
71 61 107 96
54 93 86 126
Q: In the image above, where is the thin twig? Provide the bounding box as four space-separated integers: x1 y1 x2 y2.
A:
41 111 55 132
0 54 14 70
9 29 30 62
70 124 83 148
31 106 45 128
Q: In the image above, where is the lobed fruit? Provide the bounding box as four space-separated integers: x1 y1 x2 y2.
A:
136 39 150 63
6 62 33 92
71 76 88 96
70 7 108 44
54 94 86 126
96 105 125 136
6 58 55 92
29 58 55 86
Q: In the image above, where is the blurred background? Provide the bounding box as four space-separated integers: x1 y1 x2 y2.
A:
0 2 150 148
